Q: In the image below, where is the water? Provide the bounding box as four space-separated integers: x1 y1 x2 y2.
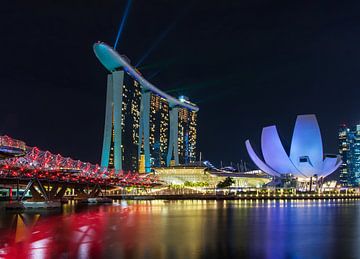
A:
0 199 359 259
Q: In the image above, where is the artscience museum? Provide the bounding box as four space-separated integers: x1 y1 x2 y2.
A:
245 114 342 182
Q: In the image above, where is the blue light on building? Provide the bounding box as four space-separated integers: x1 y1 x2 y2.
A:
339 124 360 187
246 114 341 179
94 42 199 173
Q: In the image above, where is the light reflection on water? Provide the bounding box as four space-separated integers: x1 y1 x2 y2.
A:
0 199 359 258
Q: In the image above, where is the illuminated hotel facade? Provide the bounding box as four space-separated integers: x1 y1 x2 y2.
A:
105 72 142 171
177 104 197 165
94 42 199 173
149 93 169 167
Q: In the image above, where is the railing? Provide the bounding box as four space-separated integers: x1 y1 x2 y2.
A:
0 167 158 187
0 135 159 187
0 135 26 151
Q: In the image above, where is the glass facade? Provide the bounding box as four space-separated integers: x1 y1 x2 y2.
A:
105 71 198 172
178 108 197 164
189 110 197 163
121 76 142 171
338 124 360 187
351 125 360 185
98 42 199 172
108 72 197 172
149 93 169 167
108 71 142 172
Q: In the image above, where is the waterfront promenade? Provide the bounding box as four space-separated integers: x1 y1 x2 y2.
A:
105 193 360 200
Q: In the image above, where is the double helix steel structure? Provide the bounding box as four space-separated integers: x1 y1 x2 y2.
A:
0 135 158 188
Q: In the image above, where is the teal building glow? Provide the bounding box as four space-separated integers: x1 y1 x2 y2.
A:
338 124 360 187
94 42 198 172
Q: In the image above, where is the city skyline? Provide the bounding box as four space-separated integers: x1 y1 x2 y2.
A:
1 1 360 166
1 2 360 258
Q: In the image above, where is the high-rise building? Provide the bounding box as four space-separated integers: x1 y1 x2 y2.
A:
94 42 199 173
350 125 360 185
177 106 197 164
338 124 360 187
103 70 141 172
149 93 169 167
338 125 351 185
121 75 142 171
101 72 198 172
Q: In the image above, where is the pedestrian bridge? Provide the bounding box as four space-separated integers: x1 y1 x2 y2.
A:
0 135 26 159
0 135 159 202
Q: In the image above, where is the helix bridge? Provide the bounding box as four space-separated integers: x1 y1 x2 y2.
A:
0 135 159 202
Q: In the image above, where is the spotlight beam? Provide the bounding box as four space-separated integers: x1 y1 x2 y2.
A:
148 69 162 80
114 0 132 49
135 21 177 67
135 3 194 67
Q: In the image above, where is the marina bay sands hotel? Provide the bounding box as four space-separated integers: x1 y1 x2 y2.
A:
93 42 198 173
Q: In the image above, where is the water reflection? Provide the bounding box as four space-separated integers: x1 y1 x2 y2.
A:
0 199 359 258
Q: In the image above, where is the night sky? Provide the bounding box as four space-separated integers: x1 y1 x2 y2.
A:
1 0 360 167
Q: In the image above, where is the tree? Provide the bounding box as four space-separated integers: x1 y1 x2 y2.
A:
217 177 235 188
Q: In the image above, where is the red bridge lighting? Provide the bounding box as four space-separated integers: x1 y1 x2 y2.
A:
0 135 159 188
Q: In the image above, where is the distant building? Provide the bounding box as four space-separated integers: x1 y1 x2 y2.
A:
352 126 360 185
338 125 351 185
338 124 360 186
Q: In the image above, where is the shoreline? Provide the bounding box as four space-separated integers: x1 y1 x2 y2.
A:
106 194 360 201
2 194 360 203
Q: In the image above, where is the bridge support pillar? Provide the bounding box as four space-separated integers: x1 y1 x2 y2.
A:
74 185 103 199
89 185 103 198
20 178 49 201
74 186 87 199
49 184 60 199
49 184 68 199
29 185 44 201
55 185 68 199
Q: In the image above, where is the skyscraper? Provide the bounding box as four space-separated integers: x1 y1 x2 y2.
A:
338 125 351 185
94 42 199 173
102 70 141 172
350 125 360 185
102 76 198 171
338 124 360 187
149 93 169 167
177 106 197 164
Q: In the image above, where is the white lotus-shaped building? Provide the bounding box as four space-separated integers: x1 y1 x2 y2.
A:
245 114 341 178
